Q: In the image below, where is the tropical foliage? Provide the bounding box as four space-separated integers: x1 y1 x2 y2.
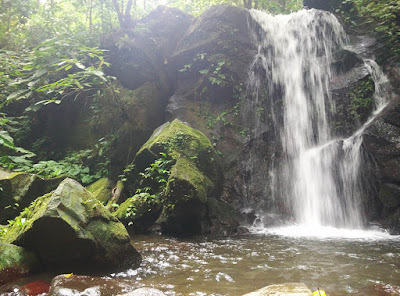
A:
339 0 400 55
0 0 398 184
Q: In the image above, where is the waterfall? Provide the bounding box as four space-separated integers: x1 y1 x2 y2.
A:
247 9 389 229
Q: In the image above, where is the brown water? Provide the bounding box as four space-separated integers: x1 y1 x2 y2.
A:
107 231 400 296
2 231 400 295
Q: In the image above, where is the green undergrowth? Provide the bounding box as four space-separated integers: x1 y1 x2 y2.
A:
349 77 374 121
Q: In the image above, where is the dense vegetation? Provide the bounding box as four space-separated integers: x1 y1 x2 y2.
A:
0 0 303 184
0 0 399 184
339 0 400 55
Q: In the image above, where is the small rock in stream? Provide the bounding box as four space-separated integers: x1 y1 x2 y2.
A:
242 283 313 296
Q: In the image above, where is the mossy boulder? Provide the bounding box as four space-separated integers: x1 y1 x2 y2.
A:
1 178 141 271
114 193 162 234
0 243 39 285
86 178 113 205
121 119 234 235
0 171 64 224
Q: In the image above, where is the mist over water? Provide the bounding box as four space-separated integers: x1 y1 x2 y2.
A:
247 9 390 234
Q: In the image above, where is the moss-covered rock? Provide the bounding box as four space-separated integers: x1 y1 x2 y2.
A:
86 178 113 205
114 193 162 234
1 178 141 271
0 242 39 285
0 171 64 224
120 119 235 236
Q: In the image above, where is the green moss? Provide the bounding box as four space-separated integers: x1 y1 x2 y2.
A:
0 242 38 271
349 76 374 121
113 193 155 221
86 219 129 246
86 178 112 205
1 192 52 244
125 120 222 235
138 119 212 159
166 158 212 203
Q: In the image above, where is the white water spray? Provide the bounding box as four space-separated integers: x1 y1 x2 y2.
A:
247 9 390 232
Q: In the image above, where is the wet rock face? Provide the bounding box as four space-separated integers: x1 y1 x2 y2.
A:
379 183 400 208
364 103 400 232
2 178 141 271
329 50 375 137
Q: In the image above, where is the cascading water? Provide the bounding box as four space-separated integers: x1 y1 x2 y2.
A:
247 9 390 231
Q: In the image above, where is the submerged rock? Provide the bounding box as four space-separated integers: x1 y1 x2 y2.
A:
0 242 39 285
20 280 50 296
0 171 64 224
1 178 141 271
242 283 313 296
49 274 133 296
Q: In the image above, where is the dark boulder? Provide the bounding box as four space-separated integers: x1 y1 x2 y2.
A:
118 119 238 236
0 171 64 224
1 178 141 271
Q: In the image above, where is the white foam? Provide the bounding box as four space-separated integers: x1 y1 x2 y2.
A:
250 224 400 241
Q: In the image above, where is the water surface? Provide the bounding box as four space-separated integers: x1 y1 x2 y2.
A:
110 230 400 295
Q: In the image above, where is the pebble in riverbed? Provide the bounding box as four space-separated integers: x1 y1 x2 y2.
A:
242 283 313 296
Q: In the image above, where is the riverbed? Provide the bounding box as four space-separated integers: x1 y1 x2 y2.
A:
110 227 400 295
2 226 400 295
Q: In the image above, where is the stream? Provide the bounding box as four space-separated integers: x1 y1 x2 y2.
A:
113 228 400 296
1 227 400 295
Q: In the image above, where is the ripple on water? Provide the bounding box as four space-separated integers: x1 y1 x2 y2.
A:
105 233 400 296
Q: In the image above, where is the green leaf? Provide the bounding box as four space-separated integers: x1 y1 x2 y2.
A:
75 62 85 69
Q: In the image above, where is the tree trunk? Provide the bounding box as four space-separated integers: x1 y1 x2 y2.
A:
243 0 252 9
89 0 93 33
112 0 124 27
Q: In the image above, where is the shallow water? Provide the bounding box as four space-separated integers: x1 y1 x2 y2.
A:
108 229 400 296
2 229 400 295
